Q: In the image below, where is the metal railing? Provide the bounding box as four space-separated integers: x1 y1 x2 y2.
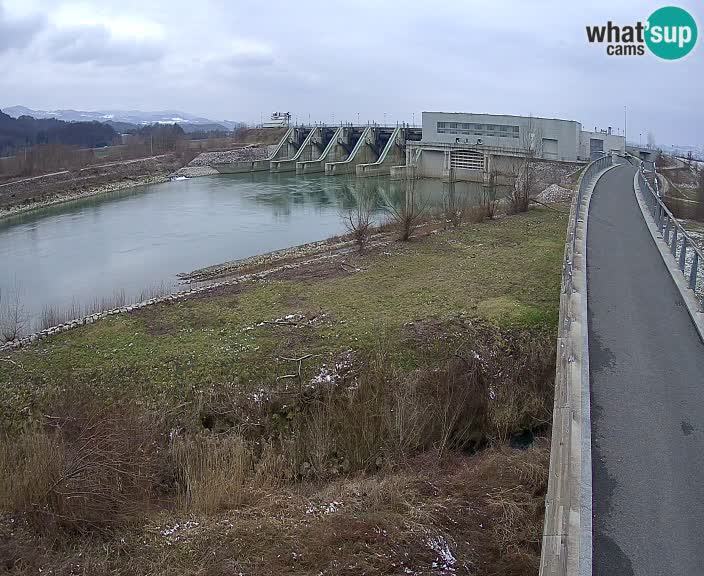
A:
638 164 704 304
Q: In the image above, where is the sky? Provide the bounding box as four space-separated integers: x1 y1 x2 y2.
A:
0 0 701 147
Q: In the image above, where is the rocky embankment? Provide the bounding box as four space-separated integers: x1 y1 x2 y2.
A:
536 183 574 203
0 155 181 216
173 145 275 177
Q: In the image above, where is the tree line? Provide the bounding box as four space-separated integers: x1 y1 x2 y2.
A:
0 110 118 157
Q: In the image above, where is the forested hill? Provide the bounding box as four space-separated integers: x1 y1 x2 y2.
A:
0 110 118 156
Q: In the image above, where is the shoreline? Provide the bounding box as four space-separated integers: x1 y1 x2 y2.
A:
0 231 395 353
0 173 171 220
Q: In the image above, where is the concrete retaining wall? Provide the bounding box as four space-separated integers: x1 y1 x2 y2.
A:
540 158 615 576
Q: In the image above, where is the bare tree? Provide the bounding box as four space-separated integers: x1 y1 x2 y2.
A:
507 116 542 214
342 183 377 251
384 175 428 241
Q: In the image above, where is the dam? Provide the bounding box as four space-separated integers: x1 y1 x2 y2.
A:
212 124 423 178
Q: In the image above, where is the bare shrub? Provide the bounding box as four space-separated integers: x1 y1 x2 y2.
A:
40 300 81 330
0 402 162 531
467 205 488 223
0 287 27 342
384 176 429 241
342 183 377 251
506 117 543 214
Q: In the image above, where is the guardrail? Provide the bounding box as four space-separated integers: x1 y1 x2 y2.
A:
638 164 703 304
540 152 612 576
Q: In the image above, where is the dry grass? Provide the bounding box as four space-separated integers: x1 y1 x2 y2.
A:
0 442 549 575
0 322 553 534
170 435 257 514
0 401 162 532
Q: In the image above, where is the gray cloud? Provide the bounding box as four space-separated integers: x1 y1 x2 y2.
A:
48 24 163 66
0 3 44 53
0 0 701 147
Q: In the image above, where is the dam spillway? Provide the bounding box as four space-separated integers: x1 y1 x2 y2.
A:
213 124 422 178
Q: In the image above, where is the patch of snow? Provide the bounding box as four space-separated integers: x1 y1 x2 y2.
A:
426 535 457 573
305 500 343 516
309 350 353 387
160 520 200 544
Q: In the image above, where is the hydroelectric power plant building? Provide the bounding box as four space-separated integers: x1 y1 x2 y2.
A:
407 112 625 180
213 111 625 181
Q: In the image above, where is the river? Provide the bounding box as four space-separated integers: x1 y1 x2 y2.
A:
0 172 495 332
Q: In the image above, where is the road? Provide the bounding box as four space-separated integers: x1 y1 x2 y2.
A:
588 164 704 575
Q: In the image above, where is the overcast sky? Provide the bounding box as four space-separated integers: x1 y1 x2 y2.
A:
0 0 701 146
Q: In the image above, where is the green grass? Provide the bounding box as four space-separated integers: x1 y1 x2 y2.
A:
0 207 566 426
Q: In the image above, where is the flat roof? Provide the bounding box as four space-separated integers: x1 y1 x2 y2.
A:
422 111 580 124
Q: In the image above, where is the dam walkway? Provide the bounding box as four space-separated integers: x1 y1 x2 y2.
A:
587 164 704 575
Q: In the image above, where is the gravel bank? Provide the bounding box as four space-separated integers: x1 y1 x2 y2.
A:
536 183 574 203
171 146 276 178
0 173 170 219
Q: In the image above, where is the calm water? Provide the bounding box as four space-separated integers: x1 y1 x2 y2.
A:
0 172 493 331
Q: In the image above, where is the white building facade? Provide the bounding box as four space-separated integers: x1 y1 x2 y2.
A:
412 112 625 180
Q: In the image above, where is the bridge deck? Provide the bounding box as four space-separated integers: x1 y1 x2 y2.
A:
588 164 704 575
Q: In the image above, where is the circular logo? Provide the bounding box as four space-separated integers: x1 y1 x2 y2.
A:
645 6 698 60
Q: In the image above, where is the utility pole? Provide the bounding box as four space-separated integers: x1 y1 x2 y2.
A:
624 105 627 145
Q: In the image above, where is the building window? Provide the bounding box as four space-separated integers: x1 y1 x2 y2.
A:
437 121 520 139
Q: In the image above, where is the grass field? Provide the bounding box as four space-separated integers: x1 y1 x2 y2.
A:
0 205 567 575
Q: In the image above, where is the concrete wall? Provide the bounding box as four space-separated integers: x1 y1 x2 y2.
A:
271 127 330 173
415 148 445 179
580 130 625 159
325 127 380 175
421 112 582 162
356 127 403 177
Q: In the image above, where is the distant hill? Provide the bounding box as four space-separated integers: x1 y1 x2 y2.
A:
2 106 244 131
180 123 230 134
105 120 139 133
0 110 117 156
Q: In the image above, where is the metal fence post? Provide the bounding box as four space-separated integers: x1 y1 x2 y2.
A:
690 252 699 291
671 227 678 257
664 217 671 244
679 237 687 272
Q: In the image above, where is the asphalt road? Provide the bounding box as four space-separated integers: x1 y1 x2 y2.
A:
588 164 704 575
